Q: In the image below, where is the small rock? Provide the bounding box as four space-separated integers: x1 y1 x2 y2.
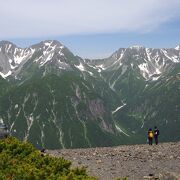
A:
159 171 180 180
169 155 174 159
143 176 154 179
96 160 102 164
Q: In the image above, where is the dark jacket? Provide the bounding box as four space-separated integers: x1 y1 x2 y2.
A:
154 129 159 137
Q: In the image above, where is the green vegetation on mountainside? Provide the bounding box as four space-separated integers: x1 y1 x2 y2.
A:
0 72 128 149
114 71 180 143
0 41 179 149
0 77 10 97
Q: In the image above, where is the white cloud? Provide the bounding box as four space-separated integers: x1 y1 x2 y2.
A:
0 0 180 38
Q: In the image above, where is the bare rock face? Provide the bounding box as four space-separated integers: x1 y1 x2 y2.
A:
47 142 180 180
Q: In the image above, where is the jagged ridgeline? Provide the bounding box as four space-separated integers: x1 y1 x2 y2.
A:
0 40 179 149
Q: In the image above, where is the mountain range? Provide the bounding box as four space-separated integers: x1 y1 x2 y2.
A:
0 40 179 149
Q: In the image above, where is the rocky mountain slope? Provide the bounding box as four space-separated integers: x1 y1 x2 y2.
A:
0 40 126 149
0 40 179 149
47 142 180 180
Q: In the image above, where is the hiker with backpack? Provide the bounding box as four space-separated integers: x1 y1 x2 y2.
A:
148 128 153 145
154 126 159 145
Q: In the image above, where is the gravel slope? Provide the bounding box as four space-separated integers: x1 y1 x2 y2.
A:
47 142 180 180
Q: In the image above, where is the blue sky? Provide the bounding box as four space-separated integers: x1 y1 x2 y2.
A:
1 0 180 58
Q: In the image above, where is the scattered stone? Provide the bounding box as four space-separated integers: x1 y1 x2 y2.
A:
143 175 154 179
159 171 180 180
96 160 102 164
47 142 180 180
169 155 174 159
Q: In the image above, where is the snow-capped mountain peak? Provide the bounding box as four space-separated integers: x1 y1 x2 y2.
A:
129 45 145 50
0 40 80 79
88 45 180 81
0 41 179 81
175 45 180 50
0 41 35 78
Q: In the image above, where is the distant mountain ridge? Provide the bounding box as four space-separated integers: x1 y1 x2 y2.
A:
0 40 179 80
0 40 179 149
88 45 180 80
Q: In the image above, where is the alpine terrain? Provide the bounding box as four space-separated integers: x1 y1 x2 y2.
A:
0 40 179 149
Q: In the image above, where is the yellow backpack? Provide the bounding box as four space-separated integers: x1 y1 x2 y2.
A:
149 131 153 138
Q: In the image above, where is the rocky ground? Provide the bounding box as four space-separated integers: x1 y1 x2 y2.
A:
46 142 180 180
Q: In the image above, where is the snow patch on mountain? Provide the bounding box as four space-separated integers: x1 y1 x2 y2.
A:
151 76 161 81
138 62 162 80
145 48 152 62
75 63 85 71
110 65 128 90
10 122 15 132
96 64 107 72
161 49 179 63
40 52 54 66
112 103 126 114
138 63 149 78
13 50 20 64
75 63 93 76
115 123 130 137
24 114 34 141
5 44 12 52
44 42 52 47
0 118 4 124
129 45 144 50
0 71 12 79
14 49 32 64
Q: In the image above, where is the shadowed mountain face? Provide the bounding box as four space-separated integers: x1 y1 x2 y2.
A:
0 40 179 149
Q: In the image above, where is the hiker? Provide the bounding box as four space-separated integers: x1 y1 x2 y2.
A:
148 128 153 145
154 126 159 145
0 123 9 139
